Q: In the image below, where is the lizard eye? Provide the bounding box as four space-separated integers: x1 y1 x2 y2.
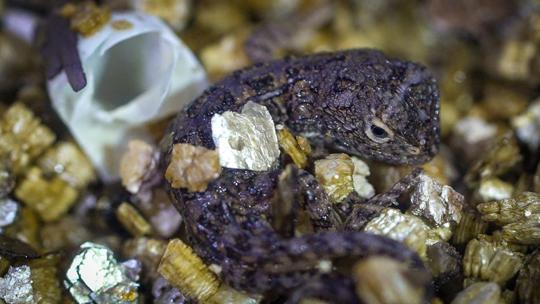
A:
365 118 394 143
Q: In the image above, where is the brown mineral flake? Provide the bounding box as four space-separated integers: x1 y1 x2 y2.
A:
68 2 111 37
120 140 157 194
165 143 221 192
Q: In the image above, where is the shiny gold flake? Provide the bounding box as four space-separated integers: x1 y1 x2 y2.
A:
0 265 34 304
157 239 219 302
409 173 464 227
277 126 310 168
353 256 426 304
477 192 540 226
68 3 112 37
463 238 524 285
0 103 55 174
211 101 280 171
120 140 157 194
315 154 355 203
15 167 78 222
450 282 501 304
65 242 138 304
165 143 221 192
38 141 95 189
314 154 374 202
116 203 152 237
364 208 430 257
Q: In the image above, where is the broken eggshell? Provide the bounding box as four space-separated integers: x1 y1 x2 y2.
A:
47 11 208 181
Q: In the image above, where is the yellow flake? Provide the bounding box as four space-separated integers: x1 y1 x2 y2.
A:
165 143 221 192
15 167 78 222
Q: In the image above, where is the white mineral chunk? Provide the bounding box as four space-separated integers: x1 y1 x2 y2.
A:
0 198 18 228
453 116 497 145
211 101 280 171
48 12 208 181
409 173 464 227
512 98 540 150
65 242 138 304
351 157 375 199
0 265 34 304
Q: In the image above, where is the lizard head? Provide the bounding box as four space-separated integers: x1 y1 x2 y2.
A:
323 51 440 165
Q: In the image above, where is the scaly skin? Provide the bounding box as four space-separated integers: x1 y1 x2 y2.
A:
162 49 440 300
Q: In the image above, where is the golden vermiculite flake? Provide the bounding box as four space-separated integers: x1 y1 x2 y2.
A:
157 239 220 302
315 153 354 202
315 153 375 202
353 256 427 304
477 231 528 254
465 133 521 187
0 103 55 174
477 192 540 245
477 192 540 226
28 254 62 303
15 167 78 222
157 239 259 304
211 101 280 171
452 212 489 245
463 238 524 285
120 140 157 194
165 143 222 192
38 141 95 189
63 2 111 37
450 282 501 304
116 203 153 237
364 208 430 258
0 256 9 276
476 177 514 203
501 221 540 245
408 173 464 227
208 285 261 304
277 127 310 168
